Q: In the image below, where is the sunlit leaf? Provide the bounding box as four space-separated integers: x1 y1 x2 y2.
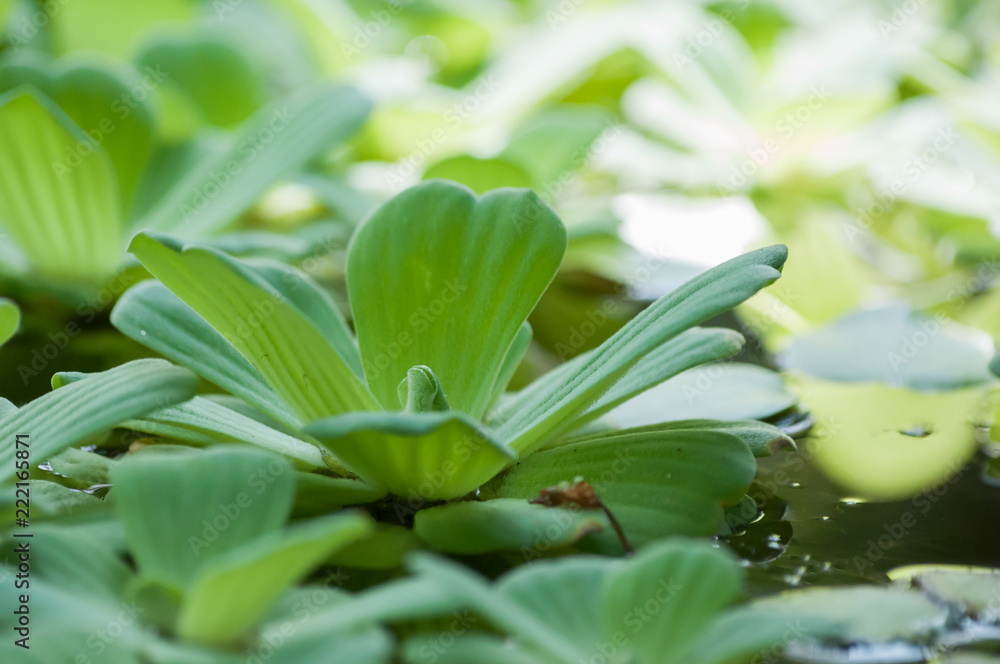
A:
0 89 122 281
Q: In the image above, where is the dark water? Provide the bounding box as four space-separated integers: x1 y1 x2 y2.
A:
729 440 1000 597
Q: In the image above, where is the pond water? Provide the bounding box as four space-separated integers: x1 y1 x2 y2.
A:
735 444 1000 597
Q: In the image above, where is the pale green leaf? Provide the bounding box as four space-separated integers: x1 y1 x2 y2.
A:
605 361 797 428
603 539 742 664
137 84 371 236
0 55 155 211
0 89 122 280
136 34 265 129
0 297 20 346
121 396 327 470
110 446 295 591
177 513 371 646
483 428 756 547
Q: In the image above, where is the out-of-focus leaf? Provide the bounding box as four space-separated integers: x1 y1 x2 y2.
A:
783 304 994 390
605 362 797 428
0 90 122 281
110 446 295 591
0 298 19 346
137 84 371 237
177 514 371 646
137 33 265 128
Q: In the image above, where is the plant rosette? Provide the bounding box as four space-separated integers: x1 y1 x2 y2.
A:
108 179 793 556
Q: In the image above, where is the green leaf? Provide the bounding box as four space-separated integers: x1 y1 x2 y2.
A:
136 33 265 129
406 554 586 664
559 419 794 458
45 447 114 486
674 605 835 664
111 280 302 428
603 539 742 664
573 327 746 428
501 105 614 186
496 245 787 455
791 377 984 500
423 157 533 194
128 232 378 422
121 396 327 470
0 359 198 484
347 180 567 418
0 55 155 212
305 411 514 500
403 633 550 664
0 89 122 281
414 499 605 555
1 526 131 601
891 565 1000 623
496 556 612 656
110 446 295 591
750 586 950 646
483 428 756 547
488 322 533 409
0 297 20 346
177 513 371 646
606 361 797 429
136 84 371 237
242 258 364 380
784 304 994 389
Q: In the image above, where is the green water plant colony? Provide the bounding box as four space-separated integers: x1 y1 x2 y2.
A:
2 176 998 663
3 0 1000 662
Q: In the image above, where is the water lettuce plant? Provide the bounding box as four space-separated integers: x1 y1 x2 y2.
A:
0 445 389 663
107 179 790 552
0 53 369 292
